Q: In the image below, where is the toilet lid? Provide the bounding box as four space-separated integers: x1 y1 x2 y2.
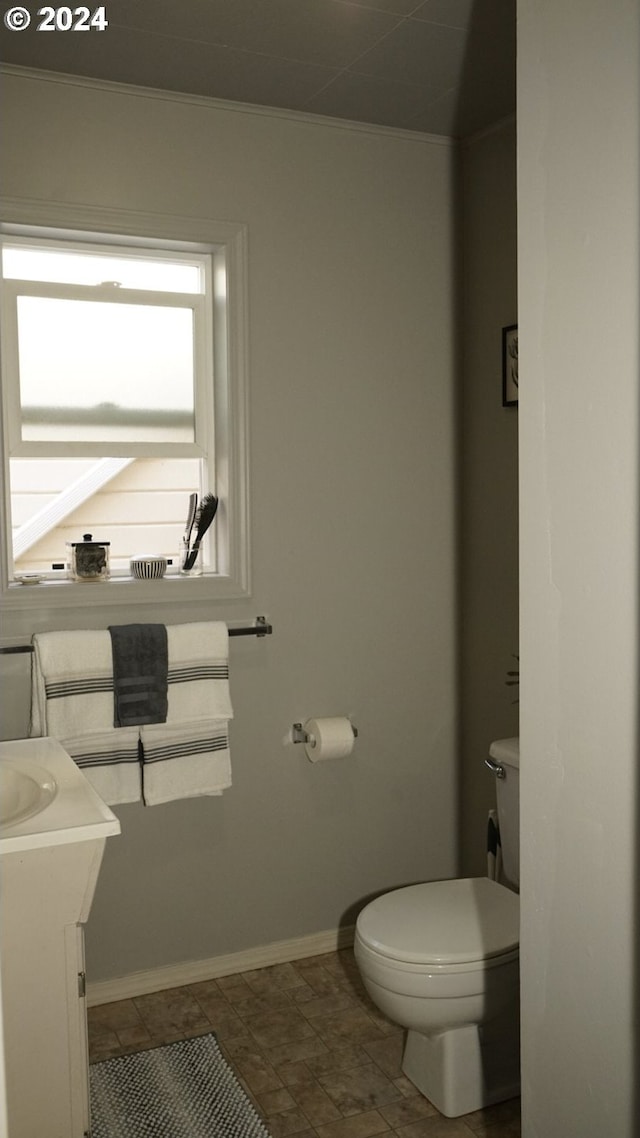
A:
356 877 519 966
489 736 520 768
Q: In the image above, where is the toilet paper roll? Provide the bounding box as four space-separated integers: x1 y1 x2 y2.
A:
304 717 355 762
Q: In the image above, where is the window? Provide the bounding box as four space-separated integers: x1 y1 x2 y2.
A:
0 205 249 604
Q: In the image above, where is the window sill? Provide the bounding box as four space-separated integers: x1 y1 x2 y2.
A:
1 571 250 611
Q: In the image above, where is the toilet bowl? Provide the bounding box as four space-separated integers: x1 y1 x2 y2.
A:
354 738 521 1119
355 876 520 1117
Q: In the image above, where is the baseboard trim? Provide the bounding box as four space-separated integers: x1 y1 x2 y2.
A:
87 925 356 1007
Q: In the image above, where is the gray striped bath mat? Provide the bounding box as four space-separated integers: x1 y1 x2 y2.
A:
90 1032 271 1137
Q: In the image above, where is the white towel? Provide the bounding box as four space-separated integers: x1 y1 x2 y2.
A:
140 720 231 805
30 630 141 805
140 621 233 805
165 622 233 722
58 728 142 806
30 622 233 808
30 630 115 738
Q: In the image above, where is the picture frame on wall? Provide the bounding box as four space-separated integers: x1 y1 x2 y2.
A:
502 324 518 407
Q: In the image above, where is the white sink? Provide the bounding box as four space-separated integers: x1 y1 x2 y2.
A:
0 737 120 854
0 759 57 826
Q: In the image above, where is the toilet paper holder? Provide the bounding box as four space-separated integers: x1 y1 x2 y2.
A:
292 721 358 745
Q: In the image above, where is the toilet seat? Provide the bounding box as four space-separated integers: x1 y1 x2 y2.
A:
356 877 519 969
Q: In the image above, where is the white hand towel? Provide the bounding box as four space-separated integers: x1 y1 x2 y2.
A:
59 729 142 806
30 629 141 805
31 629 115 738
165 622 233 723
140 720 231 805
140 621 233 804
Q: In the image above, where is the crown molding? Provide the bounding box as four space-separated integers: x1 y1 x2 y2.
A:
0 63 457 148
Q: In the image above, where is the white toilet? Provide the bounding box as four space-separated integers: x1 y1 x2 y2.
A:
354 737 520 1119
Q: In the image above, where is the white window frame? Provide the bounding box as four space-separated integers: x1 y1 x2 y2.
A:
0 199 250 611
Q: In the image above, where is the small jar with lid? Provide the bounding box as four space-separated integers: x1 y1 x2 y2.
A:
66 534 111 582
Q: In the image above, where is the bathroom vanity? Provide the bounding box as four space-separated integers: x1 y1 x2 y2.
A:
0 736 120 1138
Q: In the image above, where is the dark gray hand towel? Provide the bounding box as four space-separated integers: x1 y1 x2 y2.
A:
108 623 168 727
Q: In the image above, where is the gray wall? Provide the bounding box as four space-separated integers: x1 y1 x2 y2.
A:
0 70 460 982
460 120 519 876
518 0 639 1133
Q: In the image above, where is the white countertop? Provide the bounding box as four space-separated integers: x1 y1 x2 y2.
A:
0 736 120 855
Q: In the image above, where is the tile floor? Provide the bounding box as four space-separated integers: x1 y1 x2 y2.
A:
88 948 521 1138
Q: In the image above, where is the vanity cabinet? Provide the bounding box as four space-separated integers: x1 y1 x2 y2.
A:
0 738 120 1138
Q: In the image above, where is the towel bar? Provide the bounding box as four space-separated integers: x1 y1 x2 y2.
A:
0 616 273 655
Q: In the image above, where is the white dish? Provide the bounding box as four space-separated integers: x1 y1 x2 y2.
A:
15 573 44 586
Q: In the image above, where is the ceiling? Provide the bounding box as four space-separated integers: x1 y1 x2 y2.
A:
0 0 515 138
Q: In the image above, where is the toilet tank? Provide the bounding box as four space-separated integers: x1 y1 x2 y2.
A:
489 737 520 889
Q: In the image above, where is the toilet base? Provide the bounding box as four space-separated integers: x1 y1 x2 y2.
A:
401 1012 520 1118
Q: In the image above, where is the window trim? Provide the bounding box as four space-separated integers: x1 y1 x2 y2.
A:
0 198 251 609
